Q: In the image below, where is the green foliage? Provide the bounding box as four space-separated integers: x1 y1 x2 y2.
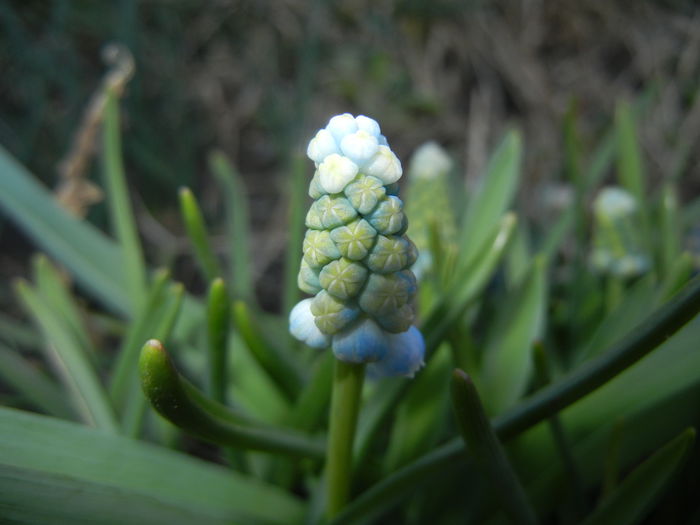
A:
0 93 699 525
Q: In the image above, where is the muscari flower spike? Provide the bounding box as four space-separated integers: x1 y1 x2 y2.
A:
289 113 425 377
589 186 651 278
404 141 457 280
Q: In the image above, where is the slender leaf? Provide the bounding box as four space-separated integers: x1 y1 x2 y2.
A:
0 406 305 525
233 300 303 400
15 280 118 432
581 428 695 525
452 370 537 525
615 101 646 209
459 129 522 266
123 282 185 436
110 268 171 408
207 277 231 404
32 254 94 359
283 154 308 315
179 187 222 283
481 256 547 414
658 183 682 279
209 150 254 301
102 90 147 311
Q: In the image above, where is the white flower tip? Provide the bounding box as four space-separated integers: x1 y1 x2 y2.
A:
365 146 403 184
289 299 330 349
318 154 359 194
340 130 379 166
327 113 358 141
355 115 381 137
307 129 339 164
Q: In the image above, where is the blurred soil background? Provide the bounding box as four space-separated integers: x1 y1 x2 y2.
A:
1 0 699 311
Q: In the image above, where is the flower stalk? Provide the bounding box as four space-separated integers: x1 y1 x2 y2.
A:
326 360 365 518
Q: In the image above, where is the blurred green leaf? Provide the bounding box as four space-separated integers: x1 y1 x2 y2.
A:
233 300 303 401
110 268 171 409
32 254 95 363
452 370 537 525
0 406 305 524
103 90 147 312
283 154 309 315
658 183 682 279
615 100 651 252
15 280 118 433
209 151 254 302
0 145 130 315
581 428 695 525
179 187 222 283
123 281 185 437
481 256 547 414
207 277 231 404
384 345 451 472
0 342 74 418
576 275 657 364
459 129 522 267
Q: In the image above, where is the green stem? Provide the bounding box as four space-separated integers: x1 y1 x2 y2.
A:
326 359 365 518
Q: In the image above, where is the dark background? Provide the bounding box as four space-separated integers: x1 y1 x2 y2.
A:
1 0 699 308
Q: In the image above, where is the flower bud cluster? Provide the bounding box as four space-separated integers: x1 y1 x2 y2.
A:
590 186 650 278
289 114 424 377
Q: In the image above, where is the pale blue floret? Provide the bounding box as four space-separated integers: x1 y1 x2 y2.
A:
327 113 359 142
307 128 339 165
367 325 425 378
289 299 331 349
331 318 389 363
340 130 380 167
355 115 381 137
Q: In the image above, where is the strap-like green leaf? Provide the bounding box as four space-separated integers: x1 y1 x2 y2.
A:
15 280 118 433
0 406 305 525
102 90 148 312
458 129 522 266
481 256 547 414
0 145 130 315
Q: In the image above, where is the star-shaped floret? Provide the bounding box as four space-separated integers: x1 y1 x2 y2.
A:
303 229 340 268
330 219 377 260
319 257 368 300
297 259 322 294
358 271 416 317
367 195 405 235
310 195 358 229
365 235 412 274
310 290 359 335
344 174 386 215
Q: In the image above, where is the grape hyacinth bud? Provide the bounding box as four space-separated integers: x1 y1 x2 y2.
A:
290 113 425 377
404 142 457 280
590 186 650 278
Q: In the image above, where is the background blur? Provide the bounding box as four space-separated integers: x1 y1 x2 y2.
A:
1 0 699 310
